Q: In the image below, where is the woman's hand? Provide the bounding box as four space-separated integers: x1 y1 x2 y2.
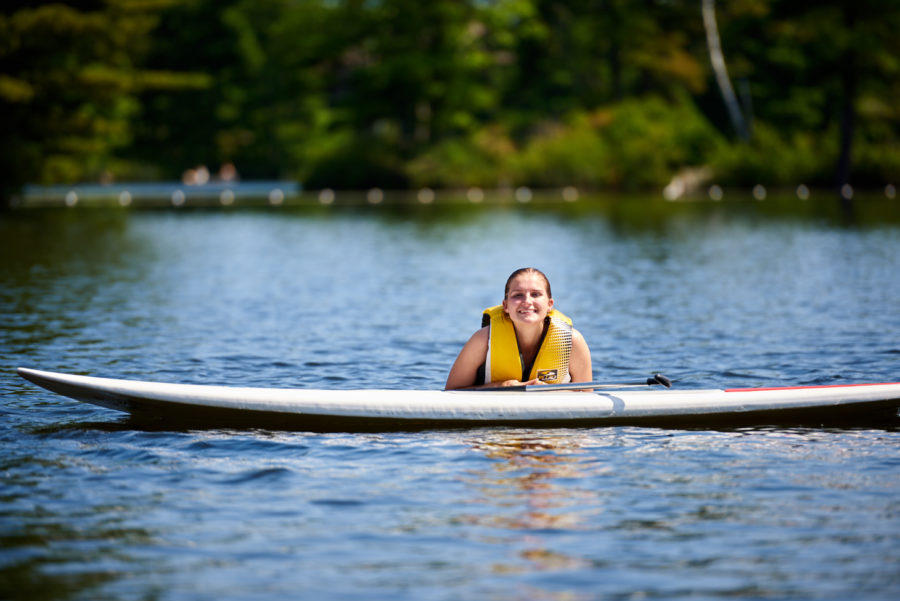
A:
499 378 545 387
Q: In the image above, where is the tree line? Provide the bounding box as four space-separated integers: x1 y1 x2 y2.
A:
1 0 897 203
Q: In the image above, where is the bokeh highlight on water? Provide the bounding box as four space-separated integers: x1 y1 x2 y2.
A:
2 197 899 600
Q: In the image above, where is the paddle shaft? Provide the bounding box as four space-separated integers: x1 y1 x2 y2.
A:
478 374 672 392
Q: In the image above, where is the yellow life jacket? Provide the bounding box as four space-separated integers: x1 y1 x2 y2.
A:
482 305 573 384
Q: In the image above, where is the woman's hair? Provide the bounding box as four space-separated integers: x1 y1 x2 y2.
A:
504 267 552 299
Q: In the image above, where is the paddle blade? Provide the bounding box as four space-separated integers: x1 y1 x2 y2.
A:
649 374 672 388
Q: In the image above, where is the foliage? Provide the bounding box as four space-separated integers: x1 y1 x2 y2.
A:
585 95 723 190
0 1 208 198
511 117 614 189
709 123 834 186
407 127 516 189
2 0 898 202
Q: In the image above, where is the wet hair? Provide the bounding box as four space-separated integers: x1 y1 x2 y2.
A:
504 267 552 299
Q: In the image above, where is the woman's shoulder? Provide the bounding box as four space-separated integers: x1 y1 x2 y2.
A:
570 327 590 351
470 326 490 344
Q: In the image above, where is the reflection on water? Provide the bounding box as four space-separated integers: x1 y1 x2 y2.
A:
454 427 900 598
464 432 606 578
466 433 598 531
1 422 898 600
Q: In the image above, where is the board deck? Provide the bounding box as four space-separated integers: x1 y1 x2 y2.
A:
16 367 900 430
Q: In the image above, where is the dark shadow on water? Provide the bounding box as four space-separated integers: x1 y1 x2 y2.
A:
29 404 900 436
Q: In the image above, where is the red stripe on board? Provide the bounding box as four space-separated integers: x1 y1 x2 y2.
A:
726 382 900 393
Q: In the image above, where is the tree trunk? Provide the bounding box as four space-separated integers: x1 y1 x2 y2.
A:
702 0 748 140
835 0 857 196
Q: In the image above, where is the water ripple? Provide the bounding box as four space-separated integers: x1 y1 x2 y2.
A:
2 208 900 600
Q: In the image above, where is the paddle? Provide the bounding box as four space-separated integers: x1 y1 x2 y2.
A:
479 373 672 392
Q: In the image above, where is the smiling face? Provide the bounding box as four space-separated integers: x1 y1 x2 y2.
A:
502 272 554 326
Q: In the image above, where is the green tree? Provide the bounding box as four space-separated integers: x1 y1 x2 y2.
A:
303 0 503 187
4 0 896 196
710 0 900 186
0 0 207 203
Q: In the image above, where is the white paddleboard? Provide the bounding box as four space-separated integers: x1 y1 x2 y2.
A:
16 367 900 430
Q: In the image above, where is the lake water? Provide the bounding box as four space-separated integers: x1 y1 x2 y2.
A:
2 195 899 600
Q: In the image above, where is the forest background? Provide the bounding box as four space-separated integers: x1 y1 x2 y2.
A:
1 0 898 204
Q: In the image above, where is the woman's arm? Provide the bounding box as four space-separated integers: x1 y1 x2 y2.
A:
444 327 489 390
445 327 538 389
568 328 593 383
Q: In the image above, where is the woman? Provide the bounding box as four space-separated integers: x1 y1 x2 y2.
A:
445 268 592 389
